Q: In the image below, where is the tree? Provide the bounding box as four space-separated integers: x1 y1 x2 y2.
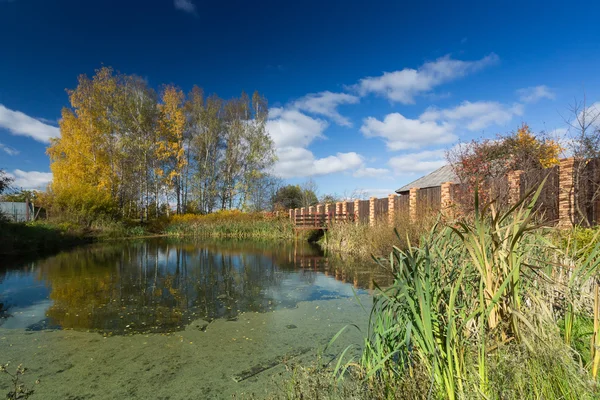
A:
272 184 318 210
157 85 187 215
300 179 319 208
0 170 13 195
448 124 562 188
320 194 339 204
47 66 276 222
564 98 600 225
246 173 281 212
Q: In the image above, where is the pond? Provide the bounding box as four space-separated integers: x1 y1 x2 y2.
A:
0 238 389 399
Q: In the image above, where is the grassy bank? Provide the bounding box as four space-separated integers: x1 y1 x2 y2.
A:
321 213 437 258
283 190 600 399
0 210 298 257
164 210 295 239
0 221 93 257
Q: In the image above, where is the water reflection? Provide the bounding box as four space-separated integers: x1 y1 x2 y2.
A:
0 239 389 334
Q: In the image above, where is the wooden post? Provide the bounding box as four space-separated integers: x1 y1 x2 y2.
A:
558 158 576 227
409 188 419 223
507 170 524 205
354 199 360 224
388 194 396 225
369 197 376 226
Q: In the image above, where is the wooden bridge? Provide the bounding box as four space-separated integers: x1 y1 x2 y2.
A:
293 212 354 231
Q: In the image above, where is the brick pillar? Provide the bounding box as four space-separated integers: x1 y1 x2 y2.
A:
388 194 396 225
559 158 576 227
335 202 342 223
341 201 348 221
507 170 524 205
354 199 360 224
316 204 324 215
300 207 305 217
409 188 419 223
369 197 376 226
308 205 314 215
325 203 331 223
289 208 295 222
441 182 454 219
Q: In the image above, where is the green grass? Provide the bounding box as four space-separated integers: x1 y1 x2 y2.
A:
0 220 92 257
286 185 600 399
164 211 295 240
321 212 438 258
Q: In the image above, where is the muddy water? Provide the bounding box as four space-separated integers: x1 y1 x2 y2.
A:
0 239 388 399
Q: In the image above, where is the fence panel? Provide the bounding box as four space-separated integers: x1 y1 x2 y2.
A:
451 183 472 213
416 187 441 219
0 202 33 222
346 201 355 217
358 200 370 223
520 166 559 224
487 175 509 210
374 198 388 220
579 159 600 225
395 195 409 216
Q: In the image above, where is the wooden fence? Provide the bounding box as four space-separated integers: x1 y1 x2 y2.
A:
287 158 600 228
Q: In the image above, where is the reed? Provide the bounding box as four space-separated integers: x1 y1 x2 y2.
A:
327 184 600 399
164 210 295 239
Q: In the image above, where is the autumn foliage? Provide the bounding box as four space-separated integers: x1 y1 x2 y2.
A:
448 124 562 189
46 66 275 225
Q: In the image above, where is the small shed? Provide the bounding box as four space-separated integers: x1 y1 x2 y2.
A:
395 165 459 195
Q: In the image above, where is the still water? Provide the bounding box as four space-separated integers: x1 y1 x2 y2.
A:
0 239 388 399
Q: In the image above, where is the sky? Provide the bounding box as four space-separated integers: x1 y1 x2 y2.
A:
1 0 600 198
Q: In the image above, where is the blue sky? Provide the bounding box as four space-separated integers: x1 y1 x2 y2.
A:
1 0 600 198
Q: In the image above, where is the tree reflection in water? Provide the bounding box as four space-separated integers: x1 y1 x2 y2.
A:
5 239 387 335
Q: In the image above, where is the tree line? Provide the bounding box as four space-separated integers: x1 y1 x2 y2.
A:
47 67 276 222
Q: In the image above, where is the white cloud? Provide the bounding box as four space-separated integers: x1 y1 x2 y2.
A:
388 150 447 175
8 170 52 190
292 91 359 127
266 107 367 178
356 53 499 103
360 112 456 150
353 167 391 179
517 85 555 103
272 147 363 178
420 101 523 131
0 104 60 143
0 143 19 156
266 108 328 148
174 0 196 14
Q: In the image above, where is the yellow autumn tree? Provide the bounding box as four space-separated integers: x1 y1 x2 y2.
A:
504 123 562 170
45 66 276 222
47 68 120 224
156 85 187 214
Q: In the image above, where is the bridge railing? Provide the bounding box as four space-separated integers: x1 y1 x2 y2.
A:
294 212 354 229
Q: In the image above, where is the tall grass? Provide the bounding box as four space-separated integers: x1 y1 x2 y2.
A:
327 185 600 399
323 212 438 258
164 210 295 239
